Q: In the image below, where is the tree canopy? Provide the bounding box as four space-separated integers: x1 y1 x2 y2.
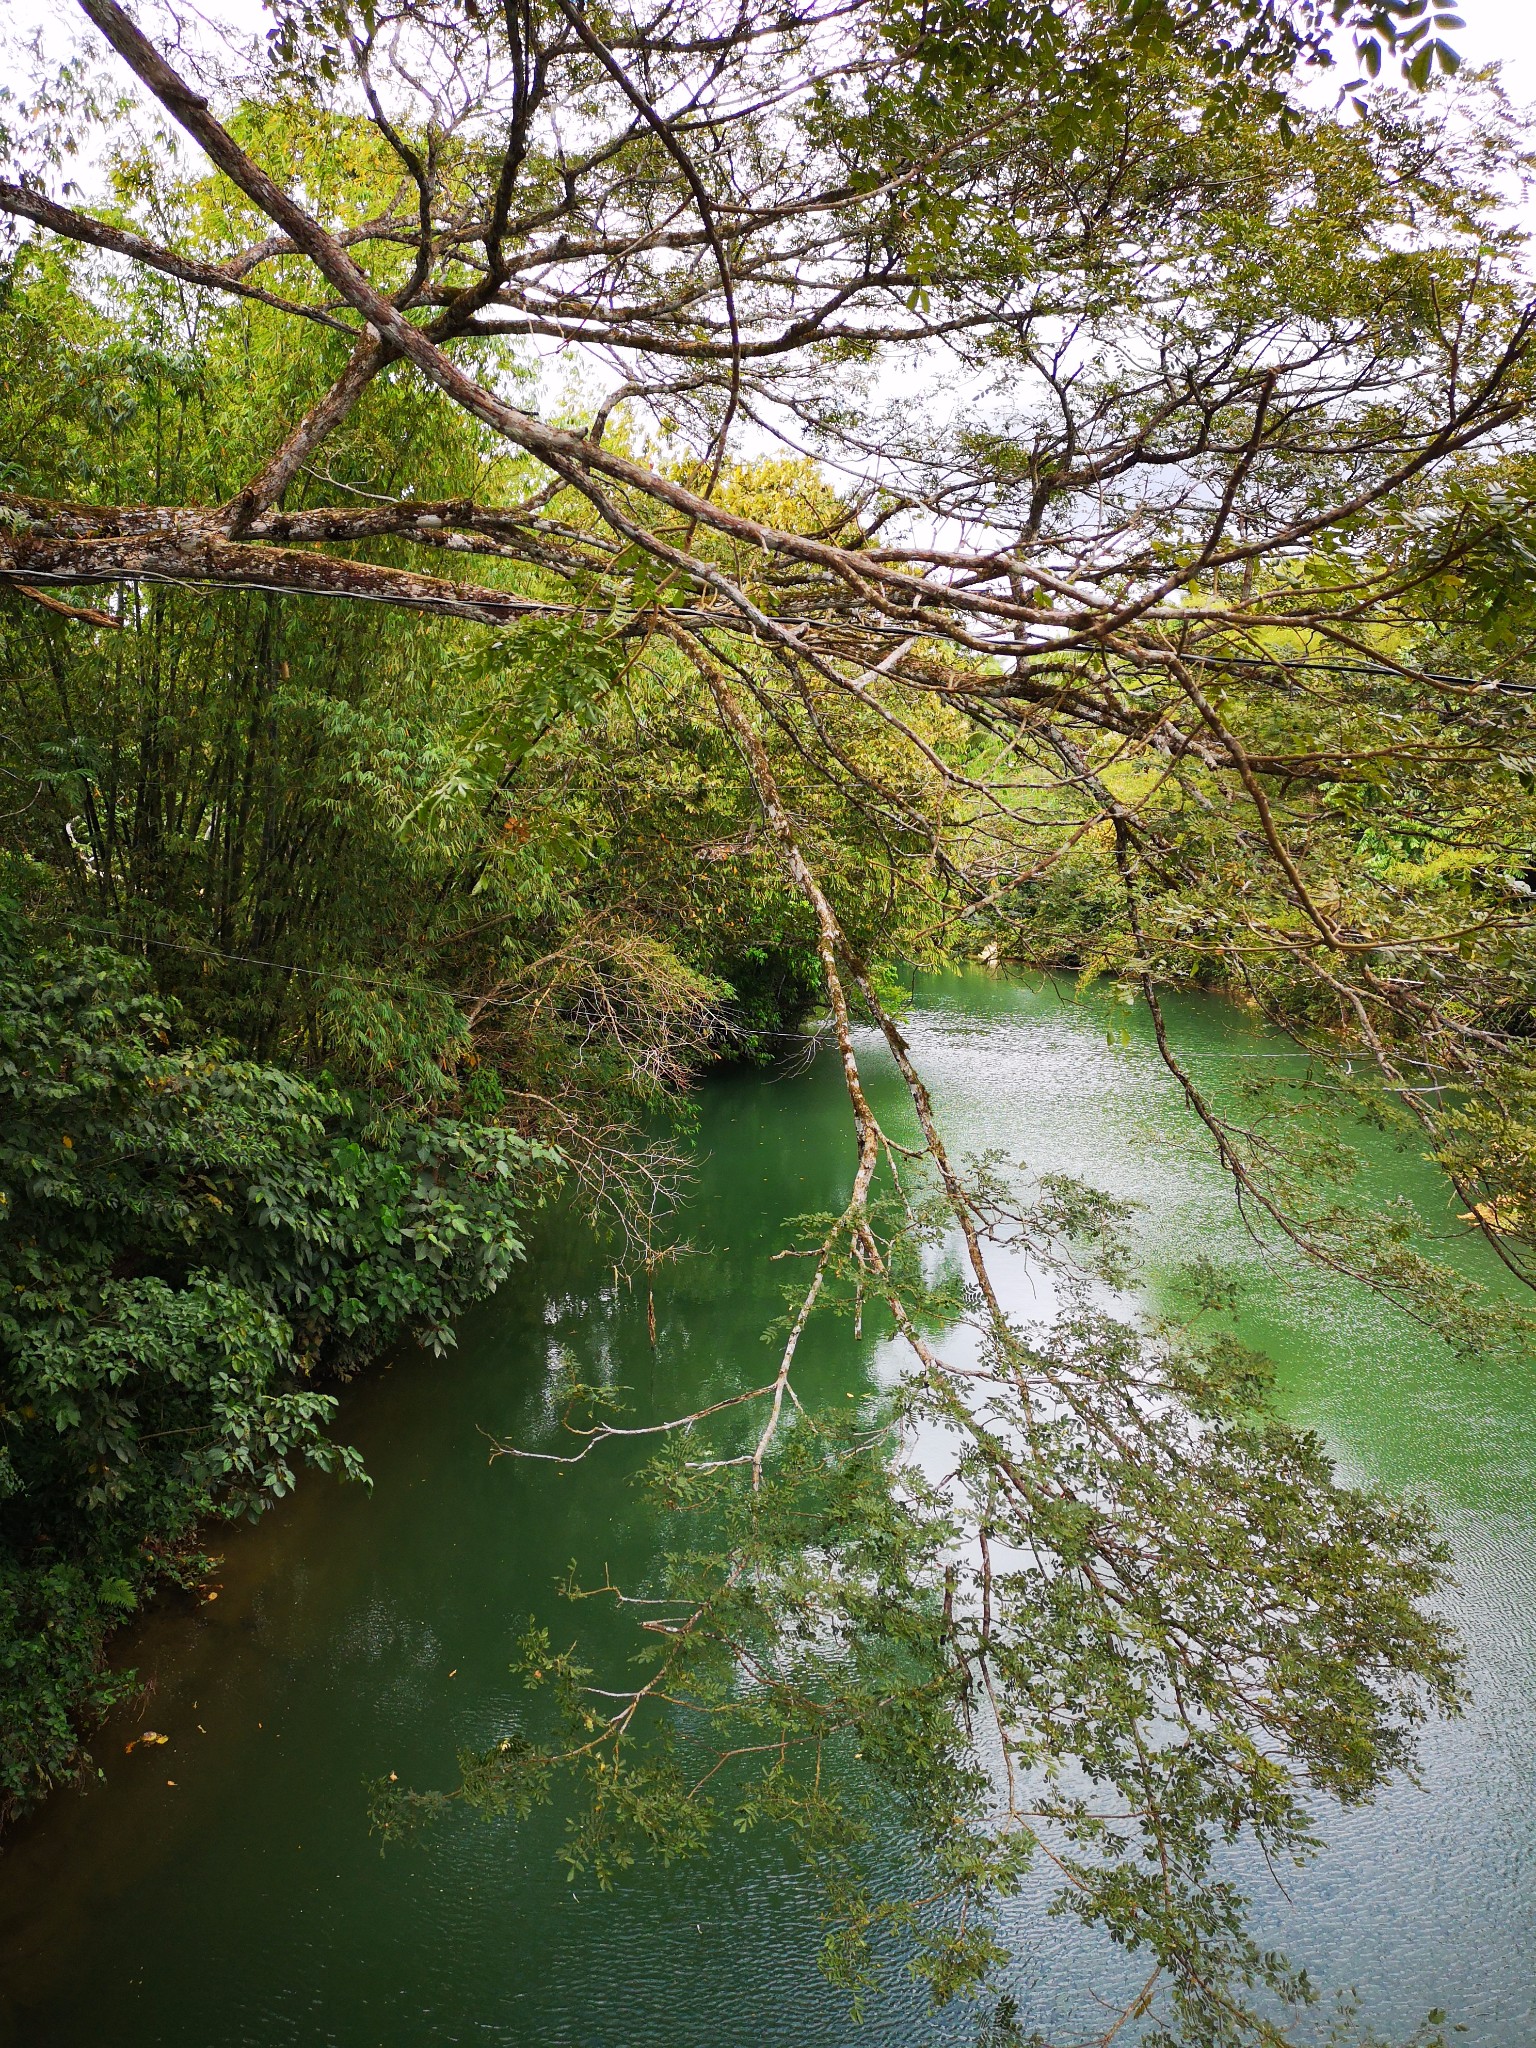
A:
5 0 1535 1285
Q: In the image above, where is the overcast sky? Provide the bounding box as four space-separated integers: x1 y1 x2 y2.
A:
1458 0 1536 90
8 0 1536 95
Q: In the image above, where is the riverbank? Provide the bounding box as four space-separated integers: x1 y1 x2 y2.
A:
0 917 560 1831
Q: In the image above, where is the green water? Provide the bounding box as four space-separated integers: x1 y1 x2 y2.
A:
2 973 1533 2046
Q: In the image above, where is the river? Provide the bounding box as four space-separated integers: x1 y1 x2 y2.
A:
1 972 1532 2047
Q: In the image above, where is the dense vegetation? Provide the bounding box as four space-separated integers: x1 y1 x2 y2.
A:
0 917 550 1812
0 179 948 1822
5 0 1536 2039
0 153 967 1813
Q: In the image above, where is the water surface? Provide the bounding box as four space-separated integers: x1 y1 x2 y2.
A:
1 973 1531 2046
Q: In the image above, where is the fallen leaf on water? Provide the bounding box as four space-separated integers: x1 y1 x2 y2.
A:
123 1740 138 1754
1459 1198 1525 1230
140 1730 168 1745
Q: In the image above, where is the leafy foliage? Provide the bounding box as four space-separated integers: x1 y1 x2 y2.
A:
0 909 551 1818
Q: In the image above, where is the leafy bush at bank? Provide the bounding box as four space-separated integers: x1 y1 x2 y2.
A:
0 912 552 1822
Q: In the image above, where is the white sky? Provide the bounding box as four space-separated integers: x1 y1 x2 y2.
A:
7 0 1536 95
1458 0 1536 86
